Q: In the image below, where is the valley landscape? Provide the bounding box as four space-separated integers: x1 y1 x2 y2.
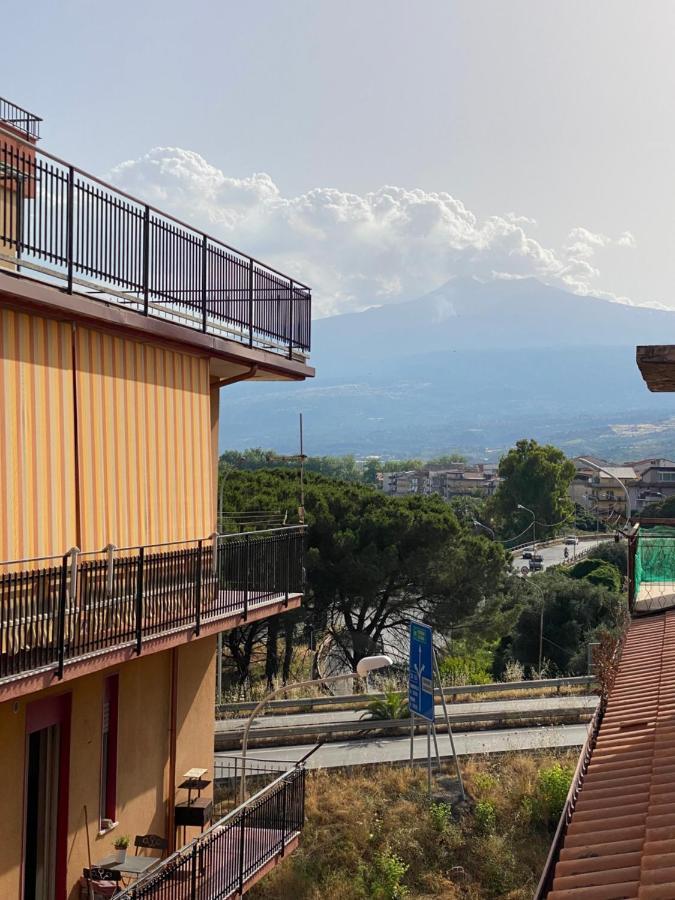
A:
220 277 675 460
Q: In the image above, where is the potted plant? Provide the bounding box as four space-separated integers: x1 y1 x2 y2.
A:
113 835 130 864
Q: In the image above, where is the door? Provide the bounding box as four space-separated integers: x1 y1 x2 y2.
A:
23 695 71 900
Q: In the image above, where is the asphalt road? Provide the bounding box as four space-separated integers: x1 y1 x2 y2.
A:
215 695 597 738
514 537 607 574
215 722 589 770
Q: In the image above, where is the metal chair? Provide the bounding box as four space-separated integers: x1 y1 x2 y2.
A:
134 833 168 858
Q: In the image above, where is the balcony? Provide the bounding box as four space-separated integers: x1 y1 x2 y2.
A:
629 520 675 615
116 764 305 900
0 527 304 692
0 97 41 141
0 126 310 359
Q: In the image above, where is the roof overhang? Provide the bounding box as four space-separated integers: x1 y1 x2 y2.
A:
637 345 675 392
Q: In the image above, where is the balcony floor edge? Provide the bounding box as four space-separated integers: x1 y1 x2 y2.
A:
0 593 302 704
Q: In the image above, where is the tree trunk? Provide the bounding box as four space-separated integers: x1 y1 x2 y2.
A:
265 617 280 688
282 616 296 683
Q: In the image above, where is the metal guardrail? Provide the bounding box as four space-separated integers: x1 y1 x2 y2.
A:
215 700 596 749
0 125 310 358
216 675 596 715
0 526 304 685
116 765 305 899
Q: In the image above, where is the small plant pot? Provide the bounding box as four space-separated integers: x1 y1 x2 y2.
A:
114 848 127 864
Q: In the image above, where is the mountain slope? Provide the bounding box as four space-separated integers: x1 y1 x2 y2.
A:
220 278 675 458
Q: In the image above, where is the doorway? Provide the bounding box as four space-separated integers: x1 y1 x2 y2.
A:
23 695 71 900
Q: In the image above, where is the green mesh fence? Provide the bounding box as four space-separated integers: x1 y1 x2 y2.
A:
634 526 675 611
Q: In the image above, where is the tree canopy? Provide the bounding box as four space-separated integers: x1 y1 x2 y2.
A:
488 440 575 540
494 571 625 676
220 467 509 669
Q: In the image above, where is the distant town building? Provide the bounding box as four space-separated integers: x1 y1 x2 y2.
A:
381 463 500 500
568 456 675 518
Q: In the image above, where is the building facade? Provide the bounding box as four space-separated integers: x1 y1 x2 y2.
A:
0 99 311 899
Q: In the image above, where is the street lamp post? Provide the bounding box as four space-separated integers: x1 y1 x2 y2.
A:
517 504 536 549
472 519 496 539
238 655 392 801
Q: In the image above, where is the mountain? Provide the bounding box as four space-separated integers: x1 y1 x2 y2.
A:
219 277 675 460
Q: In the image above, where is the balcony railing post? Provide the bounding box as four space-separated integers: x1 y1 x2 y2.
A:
248 258 254 348
56 546 79 679
190 841 198 900
135 546 144 655
280 778 288 857
142 205 150 315
244 533 250 619
288 280 294 360
195 539 202 636
201 234 208 332
56 553 69 680
238 807 247 896
66 165 75 293
285 532 290 608
104 543 116 599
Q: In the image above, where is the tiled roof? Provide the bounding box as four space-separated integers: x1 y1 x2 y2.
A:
547 610 675 899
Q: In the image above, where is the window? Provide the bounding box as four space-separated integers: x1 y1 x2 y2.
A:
100 675 119 826
658 472 675 482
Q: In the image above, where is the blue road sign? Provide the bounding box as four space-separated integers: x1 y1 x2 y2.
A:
409 620 434 721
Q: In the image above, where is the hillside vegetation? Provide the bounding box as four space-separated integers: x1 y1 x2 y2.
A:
250 751 577 900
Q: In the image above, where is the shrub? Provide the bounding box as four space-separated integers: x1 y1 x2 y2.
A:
474 800 497 834
587 541 628 576
439 644 494 685
471 772 499 798
526 763 574 827
429 801 452 833
502 659 525 682
568 558 622 592
368 849 409 899
364 691 409 721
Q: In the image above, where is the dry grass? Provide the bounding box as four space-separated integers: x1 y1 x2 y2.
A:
249 750 577 900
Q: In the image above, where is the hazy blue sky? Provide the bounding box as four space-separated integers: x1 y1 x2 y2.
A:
5 1 675 314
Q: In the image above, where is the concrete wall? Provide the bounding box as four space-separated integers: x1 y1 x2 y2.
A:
0 638 216 900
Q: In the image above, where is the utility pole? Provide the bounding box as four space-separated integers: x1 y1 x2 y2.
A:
539 602 544 675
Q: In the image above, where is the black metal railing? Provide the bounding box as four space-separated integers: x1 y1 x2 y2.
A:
117 765 306 900
0 128 310 357
0 97 41 140
0 526 304 684
214 755 298 811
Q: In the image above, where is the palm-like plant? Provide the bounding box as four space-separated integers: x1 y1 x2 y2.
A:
363 690 410 721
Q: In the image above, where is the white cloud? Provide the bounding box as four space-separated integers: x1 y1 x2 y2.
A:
109 147 638 317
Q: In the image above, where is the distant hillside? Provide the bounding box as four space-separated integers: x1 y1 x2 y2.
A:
220 278 675 459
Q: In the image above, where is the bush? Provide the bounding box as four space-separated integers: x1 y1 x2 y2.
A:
586 541 628 577
429 801 452 833
568 558 622 592
524 763 574 827
474 800 497 834
368 849 409 899
364 691 409 721
438 644 494 685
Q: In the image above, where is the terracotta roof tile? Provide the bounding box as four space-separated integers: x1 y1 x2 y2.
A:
546 611 675 898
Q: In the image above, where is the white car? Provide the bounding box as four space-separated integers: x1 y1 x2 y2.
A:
564 536 579 545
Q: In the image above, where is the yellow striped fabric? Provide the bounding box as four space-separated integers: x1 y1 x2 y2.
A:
0 309 77 562
0 309 214 562
75 327 213 550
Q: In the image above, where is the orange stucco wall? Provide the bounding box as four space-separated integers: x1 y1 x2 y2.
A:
0 309 215 563
0 638 216 900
